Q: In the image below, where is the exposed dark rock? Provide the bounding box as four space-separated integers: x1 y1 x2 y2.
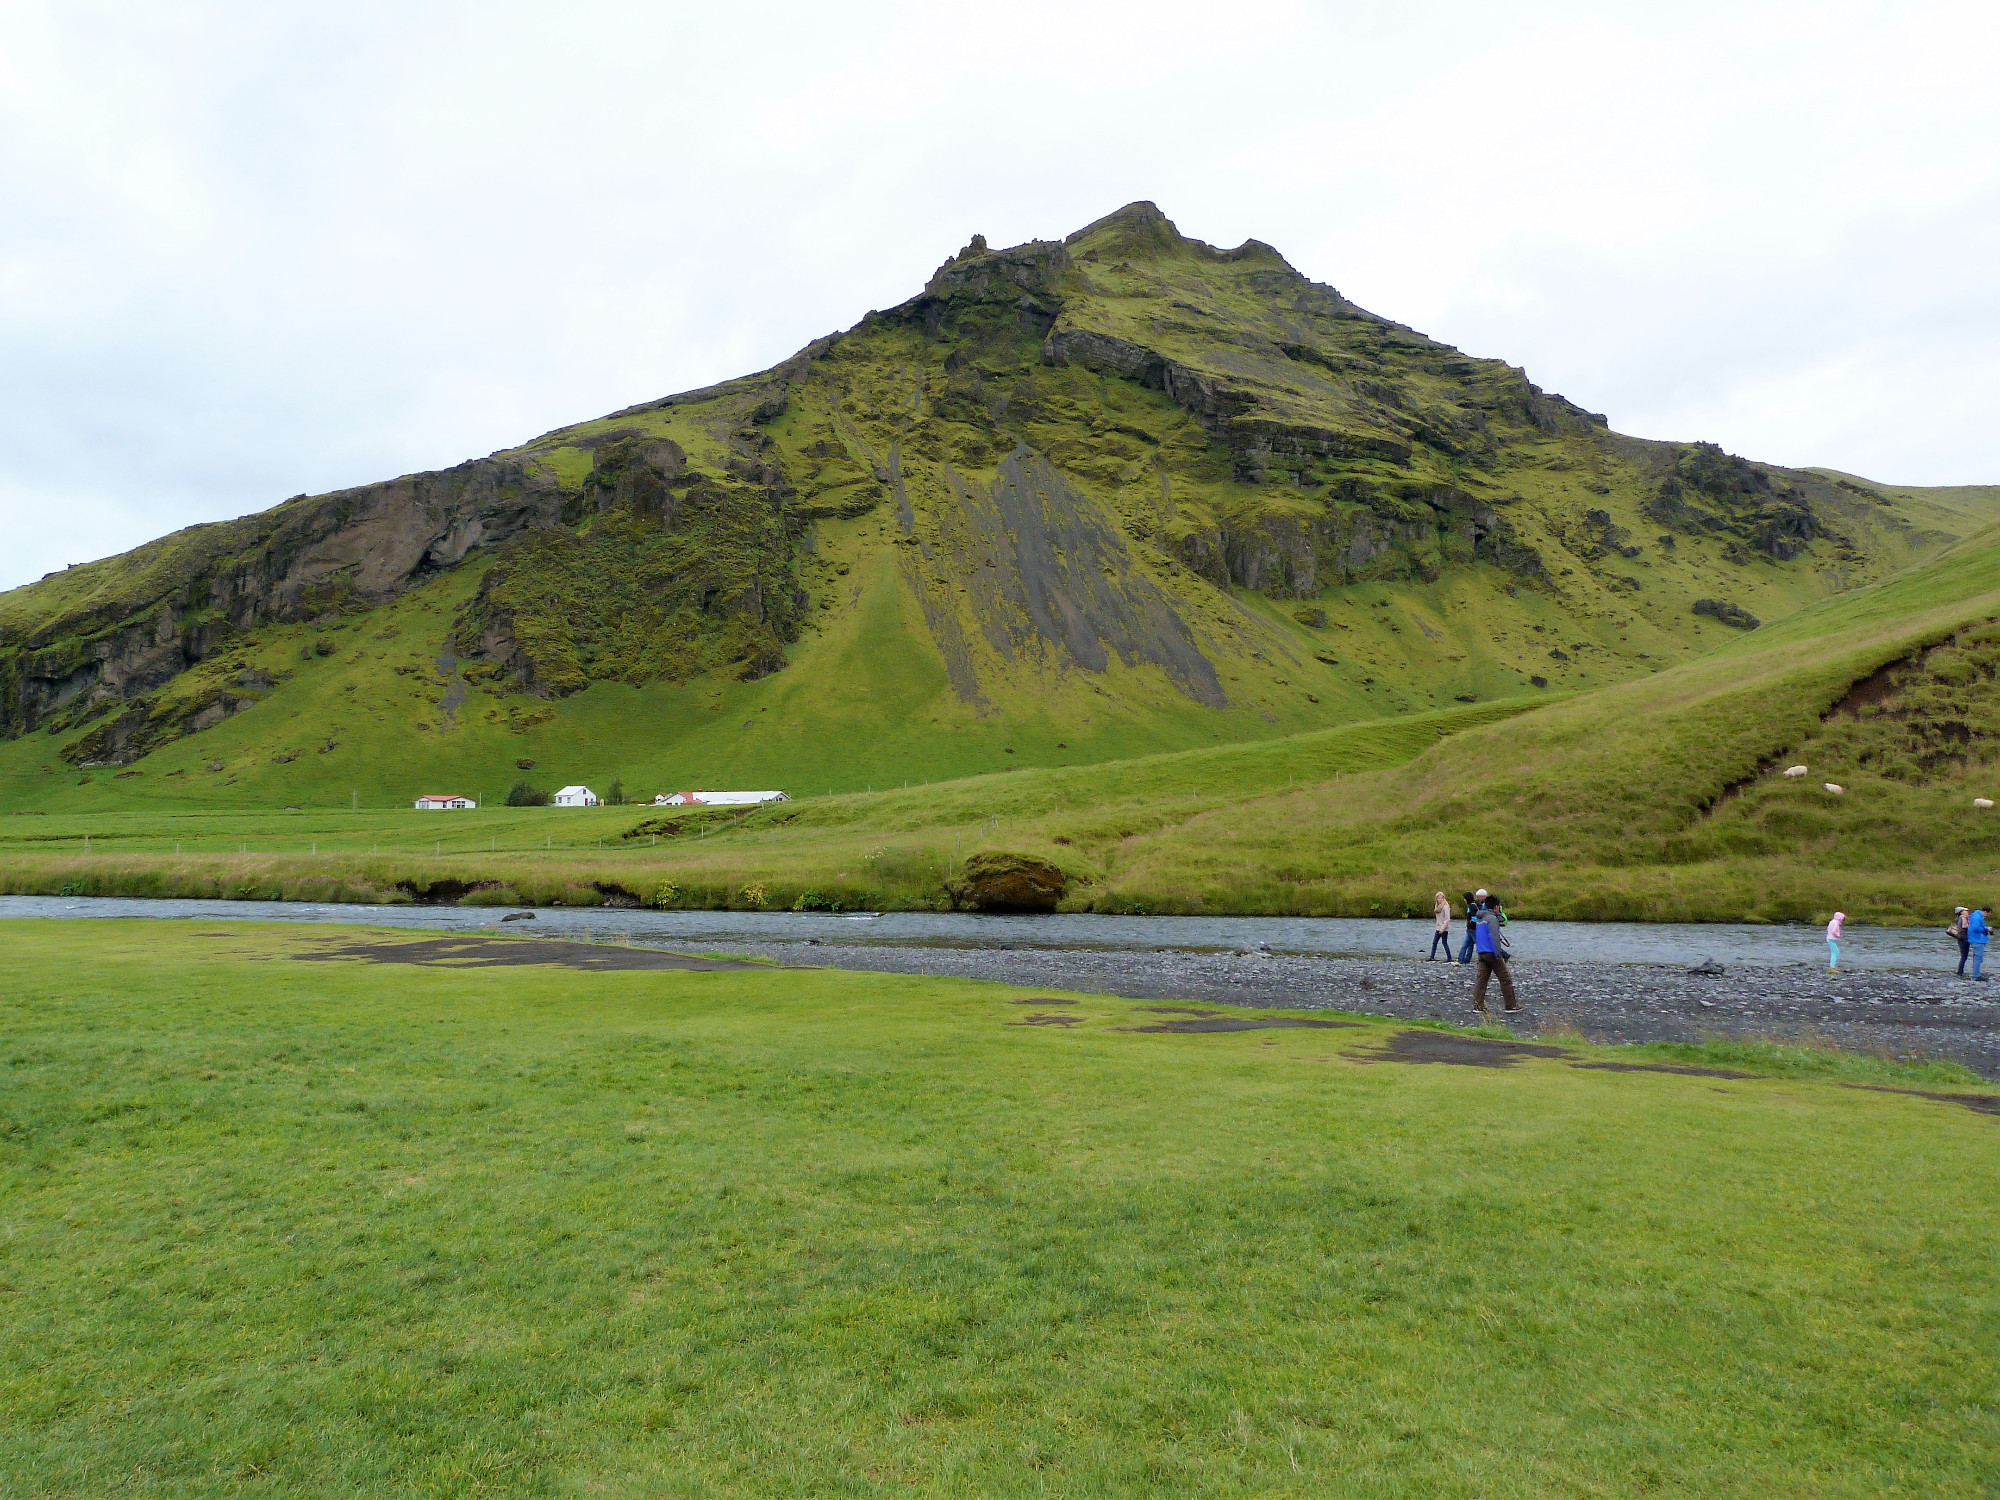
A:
928 449 1228 708
946 852 1069 912
1646 443 1831 561
1693 599 1760 630
2 453 570 740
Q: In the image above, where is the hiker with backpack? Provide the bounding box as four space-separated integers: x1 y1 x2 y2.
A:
1471 893 1520 1014
1950 906 1973 977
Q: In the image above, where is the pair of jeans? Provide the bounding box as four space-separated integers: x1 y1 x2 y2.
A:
1974 943 1987 979
1429 929 1454 959
1959 935 1972 975
1458 928 1476 964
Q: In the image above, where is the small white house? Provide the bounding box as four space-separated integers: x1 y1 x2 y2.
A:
654 790 790 807
553 785 599 807
414 794 476 810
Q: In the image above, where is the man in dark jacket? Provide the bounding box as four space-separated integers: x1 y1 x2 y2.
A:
1456 889 1479 965
1472 896 1519 1014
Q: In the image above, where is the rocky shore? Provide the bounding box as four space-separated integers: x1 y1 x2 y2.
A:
738 939 2000 1077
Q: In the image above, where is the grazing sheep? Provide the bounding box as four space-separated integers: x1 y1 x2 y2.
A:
1977 798 1995 809
1783 765 1808 778
1823 782 1845 795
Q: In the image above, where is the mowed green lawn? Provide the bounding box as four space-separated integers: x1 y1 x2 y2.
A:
2 921 1996 1497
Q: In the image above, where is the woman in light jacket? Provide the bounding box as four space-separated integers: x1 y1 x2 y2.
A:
1826 911 1845 972
1428 891 1453 960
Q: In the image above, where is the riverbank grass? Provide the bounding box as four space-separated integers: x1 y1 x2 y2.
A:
4 918 1998 1495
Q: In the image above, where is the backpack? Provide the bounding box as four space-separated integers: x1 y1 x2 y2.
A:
1949 913 1967 938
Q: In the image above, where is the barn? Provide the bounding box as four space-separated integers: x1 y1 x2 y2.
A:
553 785 599 807
653 790 790 807
413 794 476 810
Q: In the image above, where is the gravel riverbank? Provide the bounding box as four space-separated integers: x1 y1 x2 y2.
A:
729 939 2000 1078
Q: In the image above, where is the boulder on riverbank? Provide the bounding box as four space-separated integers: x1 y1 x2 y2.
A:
946 852 1068 913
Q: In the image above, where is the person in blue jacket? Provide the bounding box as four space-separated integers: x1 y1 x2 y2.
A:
1969 905 1990 981
1471 894 1520 1013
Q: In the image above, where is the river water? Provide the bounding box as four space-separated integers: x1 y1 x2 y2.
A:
0 895 1958 973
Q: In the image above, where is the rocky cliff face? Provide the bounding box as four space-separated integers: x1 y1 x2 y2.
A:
0 456 568 747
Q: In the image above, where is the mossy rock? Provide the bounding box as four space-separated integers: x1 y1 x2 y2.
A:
947 852 1067 913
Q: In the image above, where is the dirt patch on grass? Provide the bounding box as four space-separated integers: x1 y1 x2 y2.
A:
1845 1083 2000 1118
294 936 758 972
1355 1032 1572 1068
1010 997 1079 1006
1122 1016 1358 1035
1009 1013 1085 1027
1575 1061 1755 1079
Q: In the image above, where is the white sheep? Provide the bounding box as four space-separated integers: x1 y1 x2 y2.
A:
1783 765 1808 778
1823 782 1845 795
1976 798 1995 809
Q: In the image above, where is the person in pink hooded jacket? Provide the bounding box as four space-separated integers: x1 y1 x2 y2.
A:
1826 911 1846 972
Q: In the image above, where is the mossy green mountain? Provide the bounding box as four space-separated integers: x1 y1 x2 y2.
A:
1 202 1995 827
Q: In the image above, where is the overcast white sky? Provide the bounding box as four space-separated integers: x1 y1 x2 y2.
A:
3 0 1995 591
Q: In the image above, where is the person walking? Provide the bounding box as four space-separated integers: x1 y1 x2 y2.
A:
1428 891 1454 960
1951 906 1972 977
1970 906 1991 981
1825 910 1845 972
1471 895 1520 1014
1456 889 1480 965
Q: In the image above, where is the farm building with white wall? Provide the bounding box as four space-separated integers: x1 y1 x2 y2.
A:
414 794 476 810
553 785 599 807
654 790 790 807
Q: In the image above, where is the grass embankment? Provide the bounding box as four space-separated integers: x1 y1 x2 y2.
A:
0 700 1534 912
3 918 1996 1495
1107 526 2000 920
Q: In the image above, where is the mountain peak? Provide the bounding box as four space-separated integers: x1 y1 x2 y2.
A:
1065 200 1183 257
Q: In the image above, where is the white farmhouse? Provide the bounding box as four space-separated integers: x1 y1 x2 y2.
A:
553 785 599 807
414 794 476 810
654 790 790 807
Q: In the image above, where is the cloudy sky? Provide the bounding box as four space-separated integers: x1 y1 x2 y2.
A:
3 0 1995 591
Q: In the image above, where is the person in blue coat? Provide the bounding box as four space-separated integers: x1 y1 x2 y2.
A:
1471 895 1520 1013
1970 906 1990 981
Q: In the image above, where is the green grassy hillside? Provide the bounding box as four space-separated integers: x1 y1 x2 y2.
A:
5 920 1996 1494
3 203 1995 820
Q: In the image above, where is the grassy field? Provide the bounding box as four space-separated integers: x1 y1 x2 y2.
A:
1 918 1995 1496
